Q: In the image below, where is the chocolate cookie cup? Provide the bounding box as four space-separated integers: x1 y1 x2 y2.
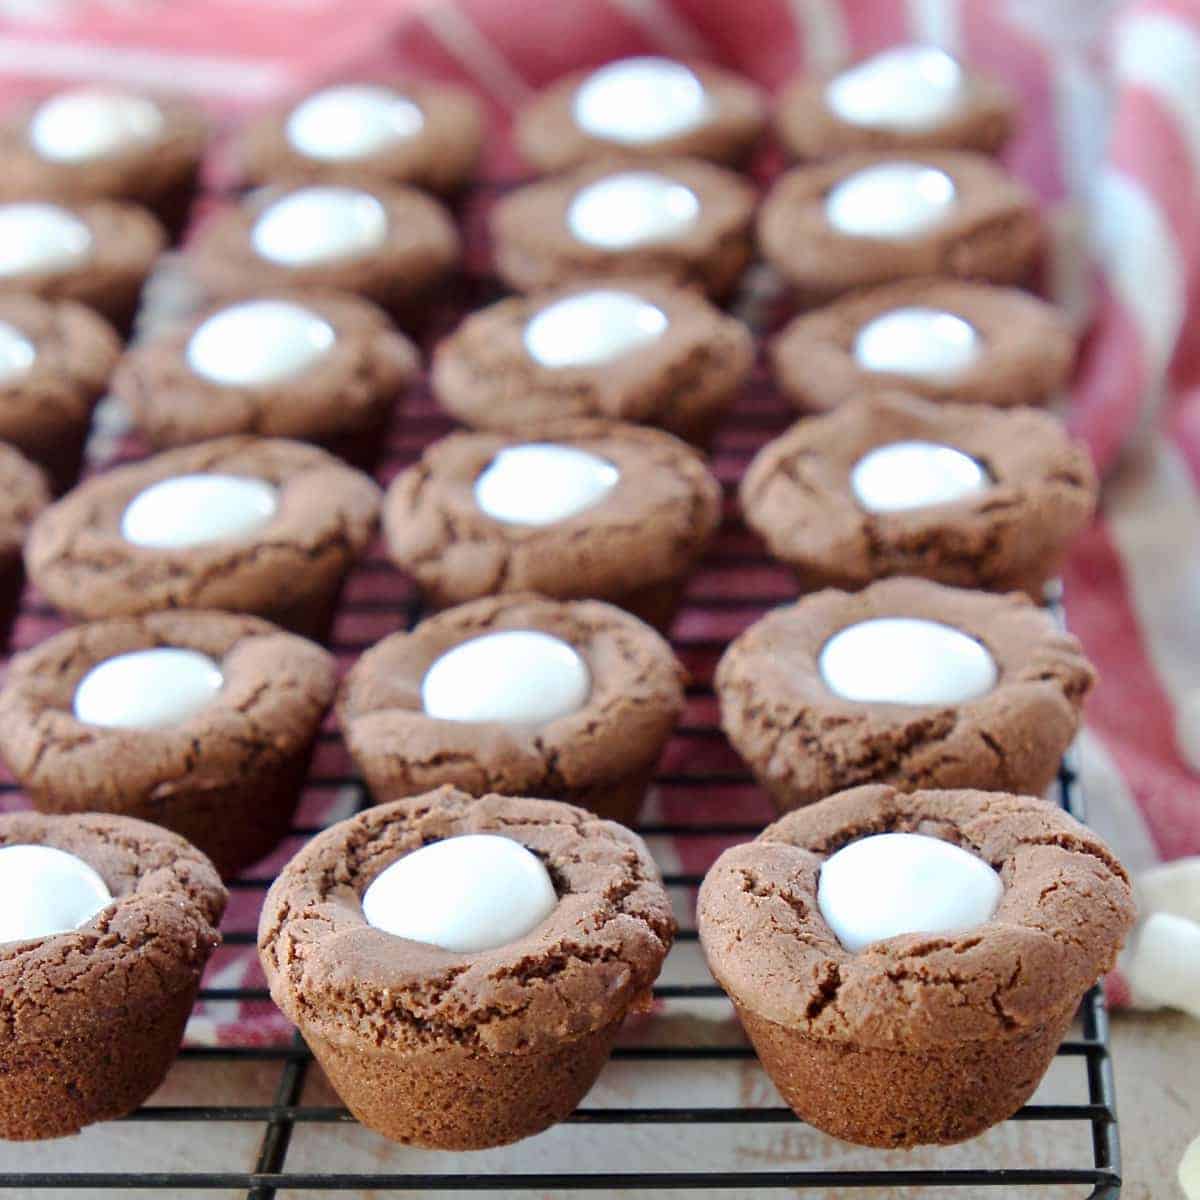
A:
234 80 483 194
771 279 1075 413
0 611 336 879
258 786 675 1149
0 810 225 1139
112 290 419 464
776 46 1016 161
716 578 1094 812
383 420 723 631
182 182 460 320
758 152 1040 301
515 57 766 173
0 198 165 332
432 279 753 446
740 393 1098 597
0 88 208 237
698 785 1134 1146
492 158 756 298
339 594 684 825
0 443 49 635
25 436 381 639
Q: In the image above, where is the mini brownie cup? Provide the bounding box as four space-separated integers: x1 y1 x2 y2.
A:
0 294 121 492
514 57 766 173
740 393 1097 597
492 158 757 298
698 785 1135 1147
0 443 49 635
0 198 165 332
0 810 225 1139
383 420 723 631
25 436 380 640
771 278 1075 413
259 786 675 1148
235 80 484 194
776 45 1016 161
432 279 753 446
339 594 684 825
0 611 335 880
0 88 208 238
716 578 1094 813
112 290 419 465
183 182 460 321
758 152 1040 302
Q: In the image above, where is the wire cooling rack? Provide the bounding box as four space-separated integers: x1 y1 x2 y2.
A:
0 182 1121 1197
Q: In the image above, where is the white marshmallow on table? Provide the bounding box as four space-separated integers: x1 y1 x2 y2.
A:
825 45 966 133
422 630 591 726
0 204 93 276
0 320 36 384
825 162 957 239
572 57 711 145
819 617 998 705
853 306 982 379
361 833 558 953
1135 857 1200 924
29 88 164 163
286 84 424 161
567 171 701 250
1126 911 1200 1020
524 289 668 369
73 646 224 729
1180 1132 1200 1199
186 300 336 387
851 440 989 513
251 186 389 267
475 443 619 526
0 844 113 944
121 473 279 549
818 831 1003 953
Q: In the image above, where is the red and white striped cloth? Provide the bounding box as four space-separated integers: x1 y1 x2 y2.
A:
1 0 1198 1020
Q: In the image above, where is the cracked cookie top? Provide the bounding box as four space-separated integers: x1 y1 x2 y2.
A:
698 784 1134 1048
0 809 225 1047
258 785 676 1053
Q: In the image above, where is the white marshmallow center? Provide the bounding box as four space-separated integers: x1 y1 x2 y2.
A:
362 833 558 953
854 306 982 379
825 163 957 239
826 46 967 133
186 300 336 387
851 440 989 513
475 443 619 526
30 88 164 163
818 832 1003 953
524 289 668 369
819 617 997 705
0 204 92 276
0 845 113 944
73 647 224 729
286 84 424 161
422 630 591 726
121 473 279 549
572 57 711 145
567 171 700 250
0 320 36 384
252 187 388 267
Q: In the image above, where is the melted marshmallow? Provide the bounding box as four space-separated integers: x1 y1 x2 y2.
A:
826 45 966 133
0 320 36 384
73 647 224 729
818 832 1003 952
567 171 700 250
286 84 424 161
30 88 164 163
0 845 113 944
524 289 668 369
121 473 279 549
251 187 388 266
572 57 710 144
819 617 997 705
851 441 989 513
825 162 957 239
475 444 619 526
0 204 92 276
363 834 558 952
854 307 982 379
186 300 336 387
422 630 591 725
